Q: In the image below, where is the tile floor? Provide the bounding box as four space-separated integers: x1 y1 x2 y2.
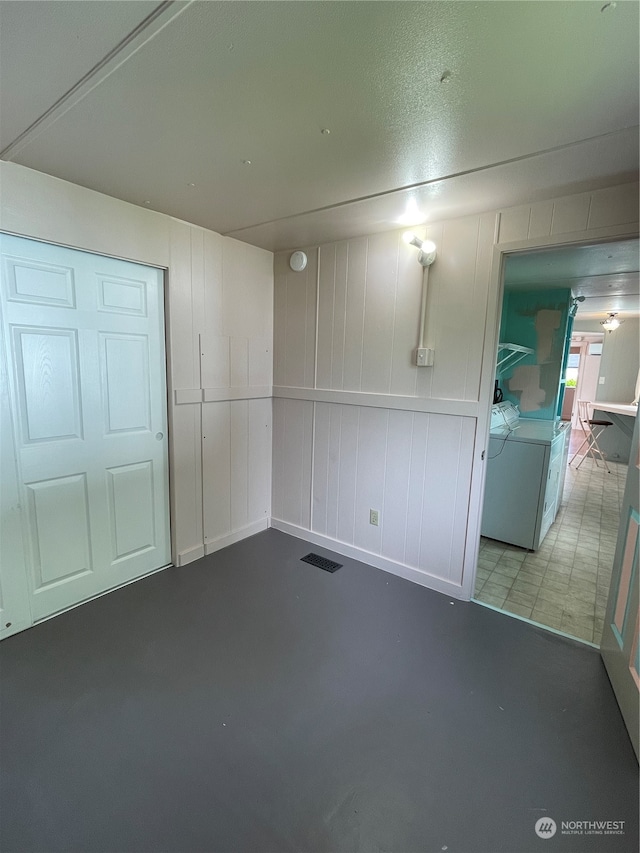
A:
474 453 628 645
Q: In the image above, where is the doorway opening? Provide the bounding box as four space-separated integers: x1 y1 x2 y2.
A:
473 237 639 645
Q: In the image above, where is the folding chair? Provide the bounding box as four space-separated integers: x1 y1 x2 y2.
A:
569 400 612 472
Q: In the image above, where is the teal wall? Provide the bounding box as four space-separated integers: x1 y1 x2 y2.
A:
497 288 572 420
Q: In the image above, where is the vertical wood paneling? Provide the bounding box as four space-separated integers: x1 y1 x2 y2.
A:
271 396 286 521
286 255 315 388
336 405 359 545
230 400 249 531
404 412 429 568
271 398 313 528
381 409 414 563
200 334 230 389
588 183 639 229
203 230 224 335
1 163 275 579
273 253 287 385
419 415 471 581
551 194 591 235
498 206 531 244
222 237 273 340
353 406 388 553
465 212 499 400
170 402 202 557
249 337 272 387
316 243 336 389
311 402 331 534
202 401 231 541
342 237 368 392
389 242 423 396
247 398 271 522
230 336 249 387
169 219 196 390
361 232 398 393
429 217 481 401
298 402 475 585
303 251 318 389
528 201 554 239
273 248 317 388
325 403 343 539
331 242 349 390
190 228 206 388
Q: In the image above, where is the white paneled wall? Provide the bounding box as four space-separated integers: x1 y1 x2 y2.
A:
2 162 637 607
272 182 639 598
0 162 274 581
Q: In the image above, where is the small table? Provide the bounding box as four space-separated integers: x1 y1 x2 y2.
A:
593 402 638 439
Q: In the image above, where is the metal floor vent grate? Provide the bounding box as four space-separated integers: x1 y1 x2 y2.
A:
301 553 343 573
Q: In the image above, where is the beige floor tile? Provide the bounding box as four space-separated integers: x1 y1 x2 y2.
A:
542 575 570 592
503 601 534 619
496 557 528 573
485 571 513 589
561 610 595 631
505 589 538 608
561 619 594 644
545 564 572 580
516 572 544 590
522 556 549 570
531 609 563 630
519 562 546 577
477 556 499 569
568 576 596 594
477 590 507 608
563 596 596 619
493 562 521 579
511 578 540 598
482 579 513 598
536 586 564 606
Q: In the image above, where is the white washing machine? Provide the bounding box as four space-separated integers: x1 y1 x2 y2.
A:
481 402 571 550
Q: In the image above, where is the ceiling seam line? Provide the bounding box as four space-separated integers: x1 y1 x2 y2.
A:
0 0 192 160
223 126 640 236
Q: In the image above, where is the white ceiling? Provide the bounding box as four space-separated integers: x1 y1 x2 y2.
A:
504 238 640 319
1 0 639 251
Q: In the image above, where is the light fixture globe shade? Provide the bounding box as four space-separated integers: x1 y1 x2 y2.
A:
601 313 620 331
421 239 437 255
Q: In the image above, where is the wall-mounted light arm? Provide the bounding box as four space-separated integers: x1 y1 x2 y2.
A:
403 231 437 366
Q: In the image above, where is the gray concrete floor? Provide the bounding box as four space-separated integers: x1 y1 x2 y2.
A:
1 529 637 853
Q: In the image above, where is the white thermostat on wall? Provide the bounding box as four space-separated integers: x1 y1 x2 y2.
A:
289 250 307 272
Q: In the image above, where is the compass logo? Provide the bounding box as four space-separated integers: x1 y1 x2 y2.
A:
535 818 557 839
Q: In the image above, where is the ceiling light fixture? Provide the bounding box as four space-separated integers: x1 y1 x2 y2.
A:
601 313 621 332
403 231 437 267
321 128 331 135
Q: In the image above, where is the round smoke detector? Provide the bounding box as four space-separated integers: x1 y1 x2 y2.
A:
289 251 308 272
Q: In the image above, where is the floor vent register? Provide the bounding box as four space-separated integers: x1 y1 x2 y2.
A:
300 553 343 573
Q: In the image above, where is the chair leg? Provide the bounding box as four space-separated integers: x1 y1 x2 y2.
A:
569 434 589 466
587 426 611 473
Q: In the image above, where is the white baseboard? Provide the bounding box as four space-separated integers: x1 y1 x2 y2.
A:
270 519 468 600
176 544 205 566
204 518 270 555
